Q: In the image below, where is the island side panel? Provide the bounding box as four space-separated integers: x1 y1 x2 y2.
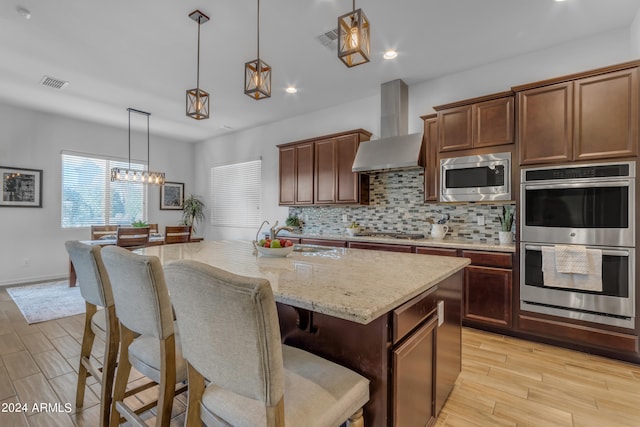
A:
276 303 390 427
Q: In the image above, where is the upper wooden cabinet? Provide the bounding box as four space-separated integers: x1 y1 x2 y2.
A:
278 129 371 206
421 114 438 202
434 92 514 153
515 62 639 165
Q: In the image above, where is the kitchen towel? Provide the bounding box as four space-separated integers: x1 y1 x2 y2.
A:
541 246 603 292
554 244 589 274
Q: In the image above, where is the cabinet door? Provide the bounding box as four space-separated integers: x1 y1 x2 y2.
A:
473 96 514 148
438 105 473 152
463 265 512 328
295 142 314 204
574 67 639 160
335 134 361 203
423 116 438 202
279 146 296 205
518 82 573 165
392 316 437 427
314 138 336 204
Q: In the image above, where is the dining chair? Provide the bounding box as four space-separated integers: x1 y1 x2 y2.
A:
147 223 159 234
164 225 191 244
91 225 118 240
64 241 119 427
115 226 150 248
164 260 369 427
101 246 188 427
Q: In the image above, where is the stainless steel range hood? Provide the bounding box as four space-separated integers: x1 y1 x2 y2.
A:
352 79 424 173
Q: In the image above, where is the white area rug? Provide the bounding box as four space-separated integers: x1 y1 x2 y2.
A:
6 281 86 324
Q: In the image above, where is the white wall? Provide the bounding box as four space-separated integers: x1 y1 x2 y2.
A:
632 8 640 57
0 104 194 285
195 28 635 241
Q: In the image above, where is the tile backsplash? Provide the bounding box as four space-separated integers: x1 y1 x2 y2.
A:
289 169 515 243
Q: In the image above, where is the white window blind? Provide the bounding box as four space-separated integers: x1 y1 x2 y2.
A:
61 153 147 228
210 159 262 228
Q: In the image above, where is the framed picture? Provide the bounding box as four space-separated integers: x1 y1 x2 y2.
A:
160 181 184 210
0 166 43 208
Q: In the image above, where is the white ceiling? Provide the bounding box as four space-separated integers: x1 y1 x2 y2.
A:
0 0 638 143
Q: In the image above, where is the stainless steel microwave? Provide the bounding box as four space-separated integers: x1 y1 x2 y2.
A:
440 152 511 202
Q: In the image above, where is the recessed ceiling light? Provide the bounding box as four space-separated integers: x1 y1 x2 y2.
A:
554 0 567 2
383 50 398 60
285 86 298 94
16 6 31 20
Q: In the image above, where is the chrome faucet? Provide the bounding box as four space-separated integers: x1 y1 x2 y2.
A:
269 220 295 239
255 220 270 243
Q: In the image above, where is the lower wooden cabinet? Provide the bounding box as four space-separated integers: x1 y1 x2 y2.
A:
348 241 413 252
463 265 512 328
299 238 347 247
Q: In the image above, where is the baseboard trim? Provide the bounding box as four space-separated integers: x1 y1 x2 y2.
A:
0 275 68 288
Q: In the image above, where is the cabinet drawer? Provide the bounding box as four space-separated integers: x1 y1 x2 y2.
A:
348 242 413 253
299 238 347 247
393 287 438 344
462 250 512 268
415 247 459 257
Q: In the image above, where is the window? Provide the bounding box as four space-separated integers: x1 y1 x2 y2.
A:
61 152 147 228
210 159 261 228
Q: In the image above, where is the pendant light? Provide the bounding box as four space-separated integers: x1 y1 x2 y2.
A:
186 10 210 119
338 0 370 68
110 108 165 185
244 0 271 100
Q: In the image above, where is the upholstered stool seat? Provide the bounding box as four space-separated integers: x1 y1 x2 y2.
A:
200 345 369 427
128 333 188 384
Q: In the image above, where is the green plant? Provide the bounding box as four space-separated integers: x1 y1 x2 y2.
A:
131 220 149 227
347 221 360 229
181 194 205 234
285 214 302 227
497 206 514 232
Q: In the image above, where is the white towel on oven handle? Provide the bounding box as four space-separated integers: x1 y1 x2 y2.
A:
541 246 603 292
554 244 589 274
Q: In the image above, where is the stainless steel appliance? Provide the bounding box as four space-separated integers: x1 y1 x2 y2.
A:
440 152 511 202
521 161 635 247
520 161 636 328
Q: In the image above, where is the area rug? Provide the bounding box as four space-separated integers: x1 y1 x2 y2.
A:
6 281 86 324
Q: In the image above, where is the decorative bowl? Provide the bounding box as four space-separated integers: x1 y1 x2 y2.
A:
255 245 295 257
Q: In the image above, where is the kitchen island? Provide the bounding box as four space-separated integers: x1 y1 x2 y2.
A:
138 240 470 426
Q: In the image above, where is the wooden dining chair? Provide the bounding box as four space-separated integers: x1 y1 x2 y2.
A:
115 226 150 248
65 241 119 427
164 225 191 244
91 225 118 240
164 260 369 427
147 223 159 234
102 246 188 427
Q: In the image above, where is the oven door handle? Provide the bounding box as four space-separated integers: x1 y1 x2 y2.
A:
523 181 630 190
524 244 630 257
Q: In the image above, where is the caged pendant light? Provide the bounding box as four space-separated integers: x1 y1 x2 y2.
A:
337 0 370 68
186 10 210 120
110 108 165 185
244 0 271 100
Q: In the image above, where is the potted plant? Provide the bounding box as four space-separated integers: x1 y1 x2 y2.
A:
496 205 514 244
131 220 149 228
181 194 205 235
285 214 303 229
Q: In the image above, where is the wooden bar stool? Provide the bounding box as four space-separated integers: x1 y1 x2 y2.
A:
164 225 191 244
64 241 119 427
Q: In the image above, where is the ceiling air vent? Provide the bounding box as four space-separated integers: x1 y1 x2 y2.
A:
316 28 338 50
40 76 69 90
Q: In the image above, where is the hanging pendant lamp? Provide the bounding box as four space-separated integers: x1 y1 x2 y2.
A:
244 0 271 100
338 0 370 68
186 10 210 119
110 108 166 185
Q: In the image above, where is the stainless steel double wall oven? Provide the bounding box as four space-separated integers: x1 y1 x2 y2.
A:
520 161 636 328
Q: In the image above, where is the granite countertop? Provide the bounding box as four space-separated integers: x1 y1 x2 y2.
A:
138 240 470 325
280 232 516 253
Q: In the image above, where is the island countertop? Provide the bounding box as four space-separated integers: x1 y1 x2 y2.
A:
137 240 470 325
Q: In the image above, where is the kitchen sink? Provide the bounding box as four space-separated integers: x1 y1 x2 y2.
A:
293 244 335 253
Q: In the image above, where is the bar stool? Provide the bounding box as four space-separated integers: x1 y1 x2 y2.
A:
101 246 187 427
164 260 369 427
64 241 119 427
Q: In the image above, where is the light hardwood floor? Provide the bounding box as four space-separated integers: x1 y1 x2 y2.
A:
1 286 640 427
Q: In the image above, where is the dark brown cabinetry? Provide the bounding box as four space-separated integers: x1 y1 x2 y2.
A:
515 63 639 165
461 250 513 329
299 238 347 247
414 247 458 257
434 92 514 153
348 241 413 252
421 114 439 202
278 129 371 206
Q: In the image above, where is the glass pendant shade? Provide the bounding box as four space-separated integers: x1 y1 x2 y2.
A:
338 8 370 68
244 58 271 100
186 88 210 120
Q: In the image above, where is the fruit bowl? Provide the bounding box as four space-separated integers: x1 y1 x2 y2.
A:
255 245 295 257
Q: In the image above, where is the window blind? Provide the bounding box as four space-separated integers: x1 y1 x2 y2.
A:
61 153 147 228
210 159 262 228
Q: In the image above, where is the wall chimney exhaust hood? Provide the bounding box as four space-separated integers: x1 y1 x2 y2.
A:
352 79 424 173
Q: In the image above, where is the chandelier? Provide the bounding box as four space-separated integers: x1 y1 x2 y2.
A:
244 0 271 100
110 108 165 185
186 10 210 119
337 0 370 68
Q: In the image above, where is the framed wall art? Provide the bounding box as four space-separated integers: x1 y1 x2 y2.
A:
160 181 184 210
0 166 43 207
